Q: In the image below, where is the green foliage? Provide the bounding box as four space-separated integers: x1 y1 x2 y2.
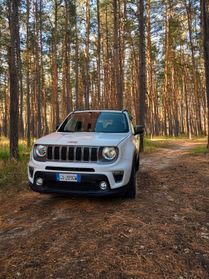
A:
0 148 9 160
0 142 31 160
190 145 208 155
0 140 30 192
144 139 159 153
144 138 172 153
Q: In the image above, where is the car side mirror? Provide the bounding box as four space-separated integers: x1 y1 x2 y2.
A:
134 125 144 135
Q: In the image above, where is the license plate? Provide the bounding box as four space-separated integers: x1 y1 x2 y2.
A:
56 173 81 182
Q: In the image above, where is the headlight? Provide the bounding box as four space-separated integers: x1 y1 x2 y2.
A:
102 147 117 161
34 145 47 158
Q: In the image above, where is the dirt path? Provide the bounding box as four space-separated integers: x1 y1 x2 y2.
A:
0 141 209 279
141 140 205 171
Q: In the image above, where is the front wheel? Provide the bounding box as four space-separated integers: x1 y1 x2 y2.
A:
124 164 136 199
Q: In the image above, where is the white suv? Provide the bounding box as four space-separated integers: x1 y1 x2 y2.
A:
28 110 144 198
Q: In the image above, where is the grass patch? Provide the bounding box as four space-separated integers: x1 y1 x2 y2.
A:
144 138 174 153
146 135 207 141
190 145 208 155
0 138 31 160
0 138 31 194
0 158 29 195
144 136 208 153
144 139 160 153
0 149 10 160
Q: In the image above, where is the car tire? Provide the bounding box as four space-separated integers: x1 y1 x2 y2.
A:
124 163 136 199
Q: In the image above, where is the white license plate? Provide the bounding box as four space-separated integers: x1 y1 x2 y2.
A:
56 173 81 182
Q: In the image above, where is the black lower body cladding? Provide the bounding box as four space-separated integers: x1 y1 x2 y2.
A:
29 171 128 197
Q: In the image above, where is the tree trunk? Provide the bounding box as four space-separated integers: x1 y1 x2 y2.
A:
40 0 48 134
75 6 79 110
26 0 31 147
61 0 71 118
4 74 9 137
201 0 209 148
97 0 101 106
185 0 202 135
163 4 170 136
8 0 20 160
18 23 24 138
113 0 123 109
84 0 90 109
51 0 59 130
35 0 42 138
146 0 154 136
137 0 146 127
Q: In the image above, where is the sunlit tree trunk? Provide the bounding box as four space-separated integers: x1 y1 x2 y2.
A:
75 6 79 110
201 0 209 148
146 0 154 137
51 0 59 129
97 0 101 106
84 0 90 109
163 4 170 136
35 0 42 138
18 22 24 138
184 0 202 135
62 0 71 119
40 0 48 134
137 0 146 127
113 0 123 109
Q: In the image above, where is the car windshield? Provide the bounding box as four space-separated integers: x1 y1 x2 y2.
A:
58 112 129 133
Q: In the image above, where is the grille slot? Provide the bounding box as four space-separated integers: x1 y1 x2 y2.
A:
91 148 98 161
83 147 89 161
54 147 59 160
61 146 67 160
68 147 74 161
47 146 52 160
46 146 100 163
76 147 82 161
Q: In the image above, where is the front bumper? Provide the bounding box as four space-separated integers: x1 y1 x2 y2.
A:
29 171 128 197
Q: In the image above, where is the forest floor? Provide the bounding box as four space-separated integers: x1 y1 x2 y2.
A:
0 140 209 279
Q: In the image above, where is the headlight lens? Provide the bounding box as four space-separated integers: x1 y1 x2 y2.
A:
35 145 47 157
102 147 117 161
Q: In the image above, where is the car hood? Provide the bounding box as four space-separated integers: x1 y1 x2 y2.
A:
35 132 130 146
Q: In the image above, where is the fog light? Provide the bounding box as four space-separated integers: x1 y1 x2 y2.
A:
36 177 44 186
99 181 108 190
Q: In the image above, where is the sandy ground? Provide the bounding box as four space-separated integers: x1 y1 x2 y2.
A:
0 141 209 279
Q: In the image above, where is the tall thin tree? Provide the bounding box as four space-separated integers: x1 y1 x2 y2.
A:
201 0 209 148
113 0 123 109
8 0 20 159
138 0 146 124
97 0 101 106
26 0 31 147
84 0 90 109
137 0 146 150
51 0 59 130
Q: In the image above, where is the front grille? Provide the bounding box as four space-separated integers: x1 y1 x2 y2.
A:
46 146 100 162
